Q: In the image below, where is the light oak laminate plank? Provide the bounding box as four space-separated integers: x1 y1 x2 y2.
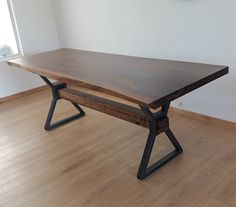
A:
0 90 235 207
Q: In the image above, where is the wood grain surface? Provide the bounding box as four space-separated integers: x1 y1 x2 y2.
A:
0 89 235 207
7 48 228 108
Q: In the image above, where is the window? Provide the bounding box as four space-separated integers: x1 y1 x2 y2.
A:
0 0 22 60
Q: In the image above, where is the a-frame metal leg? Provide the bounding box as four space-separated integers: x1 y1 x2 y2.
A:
40 76 85 131
44 97 85 130
137 104 183 180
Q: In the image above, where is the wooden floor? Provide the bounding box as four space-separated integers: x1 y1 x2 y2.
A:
0 89 236 207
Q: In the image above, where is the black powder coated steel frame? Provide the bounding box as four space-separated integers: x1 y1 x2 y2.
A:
138 105 183 180
40 76 183 180
40 76 85 130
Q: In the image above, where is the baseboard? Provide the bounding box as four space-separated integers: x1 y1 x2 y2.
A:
0 85 49 103
170 107 236 130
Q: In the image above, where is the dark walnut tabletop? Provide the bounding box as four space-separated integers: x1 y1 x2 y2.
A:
7 48 228 109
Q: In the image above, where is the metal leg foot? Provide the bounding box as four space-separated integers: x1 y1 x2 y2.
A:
44 97 85 131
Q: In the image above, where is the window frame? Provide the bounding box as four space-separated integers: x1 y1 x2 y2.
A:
0 0 23 61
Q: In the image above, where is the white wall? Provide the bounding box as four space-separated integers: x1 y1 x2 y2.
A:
53 0 236 122
0 0 59 98
1 0 235 123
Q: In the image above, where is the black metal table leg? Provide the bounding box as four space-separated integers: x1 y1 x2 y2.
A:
40 76 85 131
41 75 182 179
137 104 183 180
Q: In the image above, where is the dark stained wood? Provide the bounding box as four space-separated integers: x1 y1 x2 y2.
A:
59 88 149 128
7 48 228 109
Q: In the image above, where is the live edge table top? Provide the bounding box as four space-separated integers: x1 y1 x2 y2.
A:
7 48 228 109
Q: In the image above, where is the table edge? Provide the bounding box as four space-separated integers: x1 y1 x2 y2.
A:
7 59 229 109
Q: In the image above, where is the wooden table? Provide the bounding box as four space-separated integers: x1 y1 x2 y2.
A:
7 48 228 180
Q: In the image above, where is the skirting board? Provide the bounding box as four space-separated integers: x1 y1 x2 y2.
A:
0 85 49 103
0 85 235 130
169 107 236 130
